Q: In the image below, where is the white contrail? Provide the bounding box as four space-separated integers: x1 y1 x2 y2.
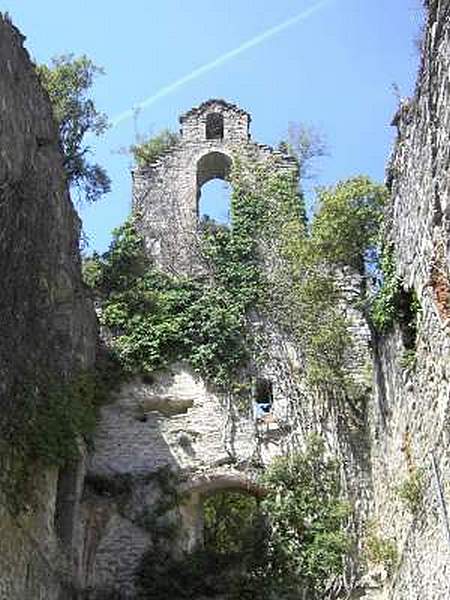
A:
111 0 332 128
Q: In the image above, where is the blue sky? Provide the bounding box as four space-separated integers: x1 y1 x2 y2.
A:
5 0 423 253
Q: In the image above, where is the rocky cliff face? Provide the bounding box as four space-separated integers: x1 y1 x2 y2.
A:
0 14 96 600
368 1 450 597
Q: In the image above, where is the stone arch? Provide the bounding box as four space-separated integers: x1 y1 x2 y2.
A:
179 473 265 551
196 151 233 223
196 151 232 189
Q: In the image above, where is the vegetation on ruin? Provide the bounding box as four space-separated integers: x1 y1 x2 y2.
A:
37 54 110 203
83 216 256 389
130 128 180 166
136 436 350 600
364 522 398 576
369 240 422 349
85 156 387 402
397 467 426 514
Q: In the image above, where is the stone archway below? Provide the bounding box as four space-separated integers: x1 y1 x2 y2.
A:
179 471 265 552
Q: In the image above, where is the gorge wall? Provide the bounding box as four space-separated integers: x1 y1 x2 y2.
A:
0 14 96 600
367 1 450 597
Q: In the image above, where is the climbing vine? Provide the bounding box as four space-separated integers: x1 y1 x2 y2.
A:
370 242 422 363
86 160 388 404
85 156 299 391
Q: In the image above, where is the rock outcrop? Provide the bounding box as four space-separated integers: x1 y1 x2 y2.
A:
368 1 450 597
0 14 96 600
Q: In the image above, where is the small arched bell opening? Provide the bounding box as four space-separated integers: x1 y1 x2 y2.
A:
196 151 232 227
205 112 224 140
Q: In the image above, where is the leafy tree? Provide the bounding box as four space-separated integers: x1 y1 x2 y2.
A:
260 436 350 598
310 176 387 273
37 54 110 203
279 121 328 181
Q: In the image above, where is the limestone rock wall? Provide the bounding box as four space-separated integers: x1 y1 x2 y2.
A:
0 14 96 600
370 1 450 597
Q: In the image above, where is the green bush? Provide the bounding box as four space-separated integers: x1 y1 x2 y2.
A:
136 436 350 600
260 435 350 597
364 525 398 576
131 129 180 166
397 468 425 514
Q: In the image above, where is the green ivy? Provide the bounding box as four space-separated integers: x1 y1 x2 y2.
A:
364 524 398 576
0 355 120 514
92 239 252 388
371 245 403 332
86 158 294 391
371 244 421 360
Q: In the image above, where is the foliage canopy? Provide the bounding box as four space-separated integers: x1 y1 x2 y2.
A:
37 54 111 203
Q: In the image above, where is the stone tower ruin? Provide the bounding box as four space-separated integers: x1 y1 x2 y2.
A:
132 99 297 273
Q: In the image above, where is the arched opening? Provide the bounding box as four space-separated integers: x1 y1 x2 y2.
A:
136 475 268 599
205 112 224 140
187 487 268 596
196 151 232 227
202 490 266 554
199 179 232 226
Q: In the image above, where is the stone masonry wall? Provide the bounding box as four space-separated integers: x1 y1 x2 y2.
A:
84 99 374 599
81 365 269 598
369 1 450 598
132 98 297 275
0 14 96 600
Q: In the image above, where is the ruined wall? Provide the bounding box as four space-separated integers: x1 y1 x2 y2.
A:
369 1 450 597
133 98 296 275
0 14 96 600
81 365 274 598
84 99 374 599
